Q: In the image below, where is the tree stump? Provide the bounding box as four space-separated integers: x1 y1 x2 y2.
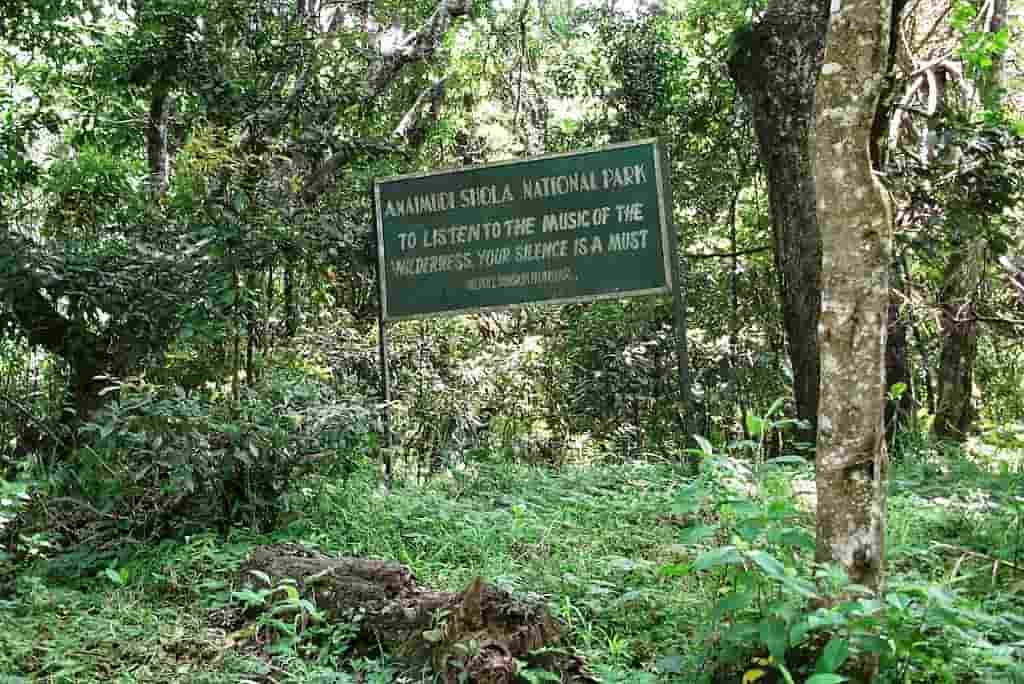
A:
230 544 594 683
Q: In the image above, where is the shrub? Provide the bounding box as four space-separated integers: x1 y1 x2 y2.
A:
48 366 376 542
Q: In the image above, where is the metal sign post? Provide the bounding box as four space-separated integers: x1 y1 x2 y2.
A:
376 306 393 486
373 190 394 486
659 143 698 444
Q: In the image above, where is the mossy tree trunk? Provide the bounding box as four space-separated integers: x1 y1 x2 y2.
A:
729 0 830 439
932 0 1007 442
933 240 986 440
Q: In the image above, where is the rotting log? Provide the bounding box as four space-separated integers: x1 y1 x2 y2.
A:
226 544 595 683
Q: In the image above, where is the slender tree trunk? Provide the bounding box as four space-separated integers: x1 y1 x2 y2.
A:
932 0 1005 441
979 0 1008 108
284 261 298 338
729 0 830 438
232 268 242 401
876 1 915 445
728 187 751 435
934 241 986 440
813 0 893 619
264 263 275 322
246 323 256 385
146 85 171 198
885 263 915 441
910 318 936 415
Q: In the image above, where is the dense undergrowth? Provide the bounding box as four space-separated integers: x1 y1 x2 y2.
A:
3 431 1024 683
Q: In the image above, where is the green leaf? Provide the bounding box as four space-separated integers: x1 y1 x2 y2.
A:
231 190 249 214
747 550 787 580
855 635 890 655
231 589 269 608
657 562 692 578
655 654 685 674
712 591 753 620
790 619 811 645
816 637 849 673
804 675 846 684
721 621 760 643
778 574 821 600
727 500 760 516
887 382 907 400
694 546 742 571
746 414 765 437
693 434 714 457
759 619 787 662
681 524 717 544
769 527 816 551
737 519 765 542
104 567 125 586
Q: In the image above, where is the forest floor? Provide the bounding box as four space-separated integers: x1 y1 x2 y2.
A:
2 438 1024 683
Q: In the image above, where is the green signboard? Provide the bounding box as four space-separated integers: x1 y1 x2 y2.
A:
374 139 674 320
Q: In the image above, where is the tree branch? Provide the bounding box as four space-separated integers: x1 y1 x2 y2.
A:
299 1 469 200
973 314 1024 327
0 391 63 445
685 245 771 259
394 78 447 142
300 140 401 202
365 0 470 97
1 243 72 358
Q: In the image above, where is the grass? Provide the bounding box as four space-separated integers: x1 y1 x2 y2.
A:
2 441 1024 683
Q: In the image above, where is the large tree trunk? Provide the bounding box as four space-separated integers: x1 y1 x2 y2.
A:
228 545 594 684
729 0 830 438
813 0 892 611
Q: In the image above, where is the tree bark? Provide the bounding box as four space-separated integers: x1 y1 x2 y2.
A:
876 2 914 444
146 85 171 198
933 0 1003 440
933 241 985 440
229 545 594 684
979 0 1008 108
885 300 913 438
885 262 915 441
729 0 830 438
813 0 892 612
932 0 1005 441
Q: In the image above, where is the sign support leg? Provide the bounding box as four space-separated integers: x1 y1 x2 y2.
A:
671 253 698 442
660 142 700 454
372 183 394 487
377 307 393 487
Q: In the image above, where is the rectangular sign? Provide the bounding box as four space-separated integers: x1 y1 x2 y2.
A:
374 139 674 320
